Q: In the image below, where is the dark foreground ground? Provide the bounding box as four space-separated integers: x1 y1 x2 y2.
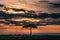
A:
0 35 60 40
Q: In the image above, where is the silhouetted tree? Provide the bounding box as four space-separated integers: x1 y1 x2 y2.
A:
23 24 37 36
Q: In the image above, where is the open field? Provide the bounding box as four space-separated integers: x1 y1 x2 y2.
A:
0 35 60 40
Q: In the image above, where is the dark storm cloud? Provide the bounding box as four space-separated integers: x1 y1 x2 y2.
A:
47 0 60 4
46 0 60 8
49 3 60 8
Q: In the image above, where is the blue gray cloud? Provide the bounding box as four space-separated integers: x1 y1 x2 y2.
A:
39 0 60 4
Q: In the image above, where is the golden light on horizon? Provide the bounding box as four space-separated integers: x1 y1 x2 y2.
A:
10 18 40 22
0 23 60 35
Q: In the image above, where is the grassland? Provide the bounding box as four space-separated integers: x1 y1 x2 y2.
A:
0 35 60 40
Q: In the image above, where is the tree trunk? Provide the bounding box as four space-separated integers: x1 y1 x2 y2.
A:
30 26 32 36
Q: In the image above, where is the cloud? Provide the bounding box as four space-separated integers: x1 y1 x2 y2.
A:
40 0 60 3
0 0 60 13
47 0 60 4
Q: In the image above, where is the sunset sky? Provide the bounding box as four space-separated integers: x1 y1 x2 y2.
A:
0 0 60 35
0 0 60 13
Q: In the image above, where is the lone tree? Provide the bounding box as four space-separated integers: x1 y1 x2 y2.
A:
23 24 37 36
